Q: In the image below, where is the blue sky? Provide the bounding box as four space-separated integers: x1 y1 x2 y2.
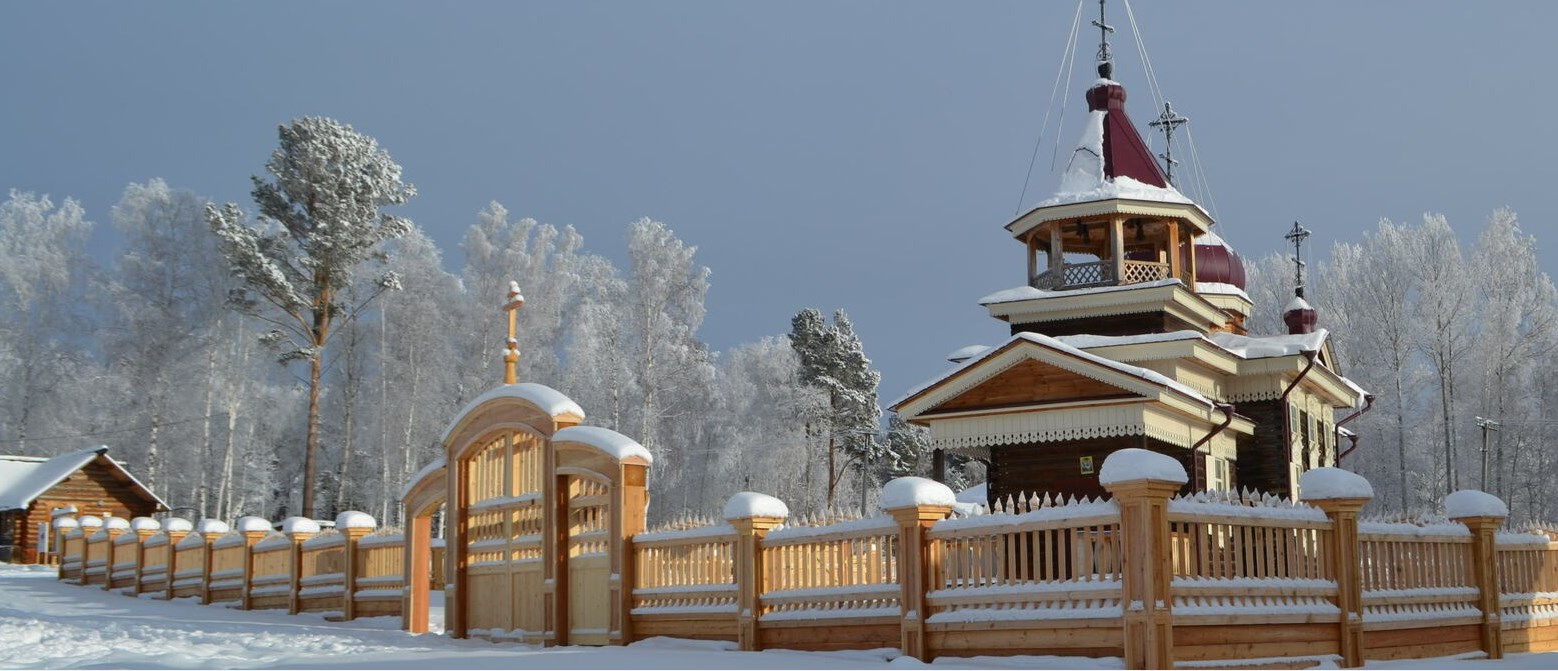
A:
4 1 1555 403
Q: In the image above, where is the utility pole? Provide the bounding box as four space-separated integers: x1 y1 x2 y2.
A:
1475 417 1500 491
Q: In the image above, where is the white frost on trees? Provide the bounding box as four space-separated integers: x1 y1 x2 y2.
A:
206 116 415 519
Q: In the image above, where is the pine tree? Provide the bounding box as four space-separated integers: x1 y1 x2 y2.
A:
206 116 415 518
788 308 882 506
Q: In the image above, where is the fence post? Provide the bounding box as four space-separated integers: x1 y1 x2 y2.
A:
1100 449 1184 671
128 518 160 595
162 521 191 601
1447 490 1509 661
881 477 956 662
236 516 271 611
338 511 377 621
723 492 789 652
52 517 79 581
1301 468 1374 669
196 519 228 605
99 518 129 590
282 518 320 615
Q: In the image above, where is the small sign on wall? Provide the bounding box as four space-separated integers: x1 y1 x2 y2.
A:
1079 456 1095 475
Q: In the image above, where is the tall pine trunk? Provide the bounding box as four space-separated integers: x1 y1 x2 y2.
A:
303 351 323 519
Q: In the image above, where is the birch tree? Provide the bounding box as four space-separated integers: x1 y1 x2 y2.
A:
206 116 415 518
0 190 94 455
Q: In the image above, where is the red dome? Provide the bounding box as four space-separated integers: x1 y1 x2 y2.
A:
1194 230 1247 290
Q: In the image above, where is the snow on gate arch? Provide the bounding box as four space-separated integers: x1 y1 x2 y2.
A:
399 381 651 646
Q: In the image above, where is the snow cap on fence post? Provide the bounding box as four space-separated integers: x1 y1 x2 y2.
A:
280 517 318 615
1299 467 1372 668
194 519 229 536
879 476 957 512
1099 448 1187 487
722 492 788 652
336 511 376 621
722 492 789 522
1299 467 1374 503
1444 489 1508 660
1444 489 1508 521
335 511 377 531
53 516 79 530
879 476 955 661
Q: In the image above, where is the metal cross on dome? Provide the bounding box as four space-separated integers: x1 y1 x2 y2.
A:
1093 0 1115 70
1149 102 1189 184
1284 221 1312 293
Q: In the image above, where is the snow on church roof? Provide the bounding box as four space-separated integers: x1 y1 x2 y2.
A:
979 278 1184 306
1033 80 1193 210
0 446 168 512
1207 329 1329 360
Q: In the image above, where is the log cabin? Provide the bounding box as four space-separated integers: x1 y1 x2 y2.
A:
0 446 167 563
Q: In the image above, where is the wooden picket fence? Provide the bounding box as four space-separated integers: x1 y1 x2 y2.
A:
626 479 1558 669
46 474 1558 669
53 511 407 621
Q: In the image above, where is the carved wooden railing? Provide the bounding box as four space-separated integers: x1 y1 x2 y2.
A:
1031 260 1171 290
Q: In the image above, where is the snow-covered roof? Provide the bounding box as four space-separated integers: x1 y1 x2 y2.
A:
954 483 987 505
398 456 447 502
1284 295 1315 314
1194 281 1252 302
1034 80 1190 209
945 344 992 363
439 383 587 444
896 331 1216 411
1054 331 1204 350
552 425 653 464
1207 329 1328 360
978 278 1184 306
0 446 167 512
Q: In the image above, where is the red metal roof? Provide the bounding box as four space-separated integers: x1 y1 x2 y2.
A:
1086 82 1170 188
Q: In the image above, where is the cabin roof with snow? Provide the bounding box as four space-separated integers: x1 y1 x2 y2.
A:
0 447 167 512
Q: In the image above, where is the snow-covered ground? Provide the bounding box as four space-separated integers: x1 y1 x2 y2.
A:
2 564 1555 669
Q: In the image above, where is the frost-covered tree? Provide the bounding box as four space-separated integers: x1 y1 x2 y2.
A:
1468 209 1558 512
789 308 882 507
0 190 94 455
1407 214 1475 496
458 204 591 398
206 117 415 518
102 179 229 496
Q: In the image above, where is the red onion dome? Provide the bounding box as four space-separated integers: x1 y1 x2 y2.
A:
1283 293 1318 335
1194 230 1247 291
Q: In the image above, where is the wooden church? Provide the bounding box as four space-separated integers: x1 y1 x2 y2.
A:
891 24 1370 504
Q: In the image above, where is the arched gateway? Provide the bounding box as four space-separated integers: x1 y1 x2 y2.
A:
400 284 650 644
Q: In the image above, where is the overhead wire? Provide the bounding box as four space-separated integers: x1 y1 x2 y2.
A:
1016 0 1087 216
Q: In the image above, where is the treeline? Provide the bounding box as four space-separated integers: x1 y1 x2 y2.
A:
1244 209 1558 523
0 119 945 526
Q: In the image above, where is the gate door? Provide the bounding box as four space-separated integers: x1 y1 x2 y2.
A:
565 473 612 644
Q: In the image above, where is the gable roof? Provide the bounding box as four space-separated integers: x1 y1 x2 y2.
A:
0 446 168 512
894 331 1216 419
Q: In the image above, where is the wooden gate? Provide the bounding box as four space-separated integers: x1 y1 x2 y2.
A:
564 473 612 645
435 384 649 645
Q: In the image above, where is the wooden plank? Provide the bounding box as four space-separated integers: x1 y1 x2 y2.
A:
759 622 899 651
1176 640 1336 662
1175 624 1337 646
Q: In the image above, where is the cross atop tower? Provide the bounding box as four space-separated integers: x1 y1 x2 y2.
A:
1092 0 1116 78
502 281 525 385
1148 101 1189 185
1284 221 1312 297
